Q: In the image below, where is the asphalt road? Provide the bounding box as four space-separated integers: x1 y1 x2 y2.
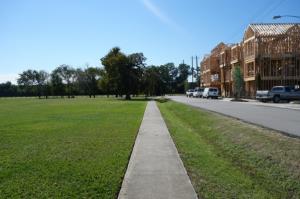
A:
168 96 300 138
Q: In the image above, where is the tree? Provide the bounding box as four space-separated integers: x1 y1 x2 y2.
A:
17 69 50 98
98 68 111 97
176 63 190 93
233 66 244 99
74 68 86 95
159 63 177 94
101 47 146 100
0 82 18 97
52 65 75 98
17 69 36 96
84 67 101 98
127 53 146 96
34 70 49 98
143 66 163 96
51 69 65 97
101 47 124 97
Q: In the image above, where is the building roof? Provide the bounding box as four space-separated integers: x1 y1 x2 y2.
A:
249 23 300 37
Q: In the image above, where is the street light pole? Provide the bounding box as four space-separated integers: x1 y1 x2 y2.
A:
273 15 300 19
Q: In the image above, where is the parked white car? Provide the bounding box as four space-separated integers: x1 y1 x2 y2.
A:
193 88 204 98
186 89 194 97
202 87 219 99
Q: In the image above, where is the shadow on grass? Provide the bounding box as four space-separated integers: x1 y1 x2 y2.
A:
118 97 169 103
116 97 150 102
127 98 150 102
155 97 169 103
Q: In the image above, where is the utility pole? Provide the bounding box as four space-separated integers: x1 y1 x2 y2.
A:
195 55 198 85
191 56 194 83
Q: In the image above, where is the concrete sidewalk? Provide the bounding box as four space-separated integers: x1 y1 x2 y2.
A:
221 97 300 110
118 101 198 199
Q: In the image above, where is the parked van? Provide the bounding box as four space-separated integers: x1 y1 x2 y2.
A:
202 87 219 99
193 88 204 98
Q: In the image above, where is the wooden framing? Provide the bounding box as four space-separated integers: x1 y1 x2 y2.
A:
220 45 233 97
200 43 225 89
244 23 300 97
200 23 300 98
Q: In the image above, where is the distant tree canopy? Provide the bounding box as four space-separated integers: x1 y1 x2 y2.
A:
17 69 50 98
1 47 191 99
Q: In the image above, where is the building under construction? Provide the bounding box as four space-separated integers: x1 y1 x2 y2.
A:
220 44 234 97
200 42 226 91
200 23 300 98
243 23 300 97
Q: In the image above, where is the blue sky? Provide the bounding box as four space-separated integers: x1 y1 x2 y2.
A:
0 0 300 83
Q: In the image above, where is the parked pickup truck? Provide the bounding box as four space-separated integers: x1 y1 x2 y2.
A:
256 86 300 103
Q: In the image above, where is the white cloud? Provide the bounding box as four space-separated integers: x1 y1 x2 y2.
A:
0 74 18 84
141 0 182 31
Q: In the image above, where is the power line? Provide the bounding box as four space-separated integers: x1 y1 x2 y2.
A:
191 56 194 83
226 0 282 42
260 0 288 21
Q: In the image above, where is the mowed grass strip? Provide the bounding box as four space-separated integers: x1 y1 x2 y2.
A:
0 97 146 198
157 100 300 199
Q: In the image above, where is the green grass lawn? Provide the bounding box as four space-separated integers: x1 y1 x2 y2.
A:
158 100 300 199
0 97 146 198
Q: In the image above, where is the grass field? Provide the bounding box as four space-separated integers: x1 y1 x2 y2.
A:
0 97 146 198
158 100 300 199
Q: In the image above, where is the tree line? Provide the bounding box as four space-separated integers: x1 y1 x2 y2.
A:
0 47 200 99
